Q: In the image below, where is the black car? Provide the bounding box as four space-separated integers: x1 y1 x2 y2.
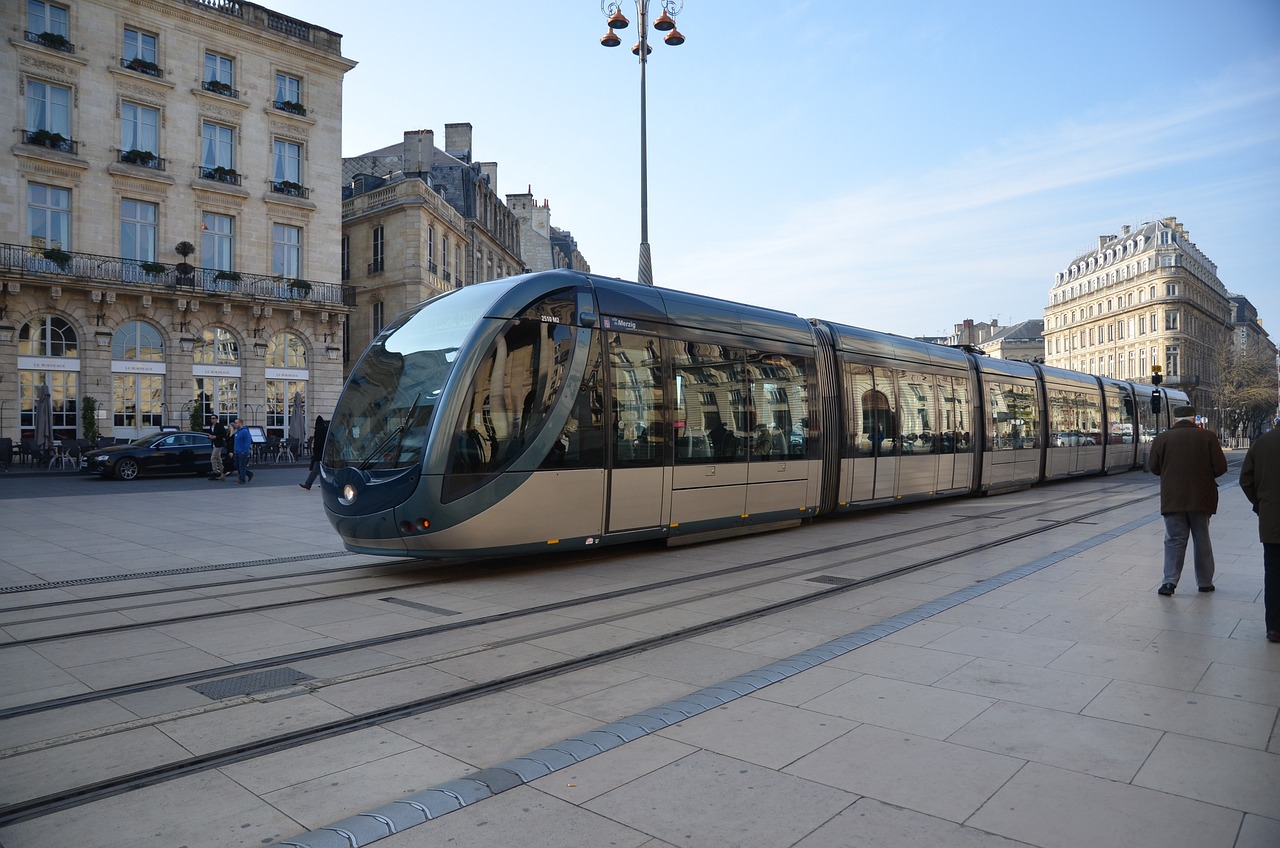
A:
82 431 214 480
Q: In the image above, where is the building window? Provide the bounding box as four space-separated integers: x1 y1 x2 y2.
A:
26 79 72 146
203 52 236 96
1165 311 1179 331
28 182 70 250
27 1 70 50
1149 285 1157 300
274 72 304 114
267 332 307 369
1165 283 1178 297
340 235 349 281
272 139 303 193
373 301 384 335
371 225 384 273
112 321 164 362
122 27 159 74
427 225 436 273
120 199 157 262
194 327 240 365
1166 345 1179 377
200 122 236 181
120 102 159 157
201 212 234 272
442 234 450 280
272 223 301 279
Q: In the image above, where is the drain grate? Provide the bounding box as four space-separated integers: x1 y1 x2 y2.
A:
189 667 313 700
807 575 857 586
381 597 460 616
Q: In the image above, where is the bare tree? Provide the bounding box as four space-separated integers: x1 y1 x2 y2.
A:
1217 337 1278 444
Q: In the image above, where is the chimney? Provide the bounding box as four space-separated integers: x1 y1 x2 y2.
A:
477 161 497 189
1121 224 1131 236
401 129 434 175
444 122 473 163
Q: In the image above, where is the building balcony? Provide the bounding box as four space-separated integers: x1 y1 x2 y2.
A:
23 130 77 154
273 100 307 116
119 149 165 170
121 57 164 77
202 79 239 98
200 166 242 185
271 180 309 198
0 242 356 307
26 30 75 53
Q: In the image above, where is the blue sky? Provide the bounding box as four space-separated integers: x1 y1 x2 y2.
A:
268 0 1280 340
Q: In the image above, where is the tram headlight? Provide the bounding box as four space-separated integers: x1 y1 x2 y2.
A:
339 483 357 506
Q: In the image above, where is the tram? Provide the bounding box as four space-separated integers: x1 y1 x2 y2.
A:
321 270 1188 557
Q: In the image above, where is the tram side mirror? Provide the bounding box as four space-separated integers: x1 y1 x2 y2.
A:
578 310 597 328
1151 391 1162 415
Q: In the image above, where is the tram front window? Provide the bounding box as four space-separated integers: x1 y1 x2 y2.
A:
325 283 511 470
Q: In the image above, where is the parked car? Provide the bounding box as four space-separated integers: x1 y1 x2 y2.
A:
81 431 213 480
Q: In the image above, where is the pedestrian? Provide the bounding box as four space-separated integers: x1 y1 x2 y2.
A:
1239 426 1280 643
206 414 227 481
1148 404 1228 596
231 417 254 484
299 415 327 490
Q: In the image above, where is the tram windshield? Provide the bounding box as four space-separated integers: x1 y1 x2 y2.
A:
324 282 515 470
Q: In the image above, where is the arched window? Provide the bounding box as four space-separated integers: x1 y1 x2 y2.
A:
19 315 78 357
267 331 307 368
193 327 240 365
111 321 164 361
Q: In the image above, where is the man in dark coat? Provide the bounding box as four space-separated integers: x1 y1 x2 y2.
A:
1239 424 1280 642
1148 405 1227 596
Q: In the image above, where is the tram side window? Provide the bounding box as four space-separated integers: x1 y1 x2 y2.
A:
939 375 973 454
896 370 937 454
1013 384 1041 449
610 332 665 467
845 362 897 457
1081 390 1102 446
988 383 1016 451
540 331 605 469
444 293 578 500
672 342 744 462
1112 392 1135 444
747 350 812 460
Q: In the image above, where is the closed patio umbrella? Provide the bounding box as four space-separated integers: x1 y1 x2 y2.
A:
34 383 55 453
287 392 305 443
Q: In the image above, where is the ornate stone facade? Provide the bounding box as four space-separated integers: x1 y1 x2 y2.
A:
1043 218 1231 417
1 0 355 446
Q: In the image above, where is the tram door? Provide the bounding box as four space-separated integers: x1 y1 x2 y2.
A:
894 369 940 498
605 332 666 533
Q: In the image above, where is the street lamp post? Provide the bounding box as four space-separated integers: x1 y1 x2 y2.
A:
599 1 685 287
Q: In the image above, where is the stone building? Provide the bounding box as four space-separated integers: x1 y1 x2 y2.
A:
1 0 355 450
340 125 586 362
1044 217 1231 417
506 189 590 274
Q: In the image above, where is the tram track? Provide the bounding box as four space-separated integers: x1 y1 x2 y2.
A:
0 484 1163 828
0 477 1148 644
0 480 1151 705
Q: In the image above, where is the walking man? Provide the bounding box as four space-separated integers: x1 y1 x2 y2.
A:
232 418 254 484
1148 405 1227 595
206 414 227 481
1239 422 1280 642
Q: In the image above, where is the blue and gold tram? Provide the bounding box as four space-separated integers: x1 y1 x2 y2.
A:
321 270 1188 557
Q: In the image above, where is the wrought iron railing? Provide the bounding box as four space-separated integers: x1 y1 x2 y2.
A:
121 57 164 77
271 181 310 199
23 130 77 154
202 79 239 98
26 31 75 53
119 149 166 170
0 242 356 307
200 167 242 185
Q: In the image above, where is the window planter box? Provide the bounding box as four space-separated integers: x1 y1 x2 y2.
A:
274 100 307 116
203 79 238 98
123 57 163 77
201 166 241 185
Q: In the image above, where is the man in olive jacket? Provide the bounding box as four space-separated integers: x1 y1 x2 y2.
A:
1239 424 1280 642
1148 405 1227 596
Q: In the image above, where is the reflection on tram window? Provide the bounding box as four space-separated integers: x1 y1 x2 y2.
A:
444 290 581 497
988 383 1040 450
846 363 898 457
540 336 604 470
896 370 935 454
672 342 744 462
746 351 812 460
610 332 665 466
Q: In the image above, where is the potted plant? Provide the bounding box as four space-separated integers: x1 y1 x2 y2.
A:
43 247 72 271
125 57 162 76
36 31 70 51
203 79 233 95
81 396 101 444
214 270 242 283
140 261 167 276
287 280 313 297
207 165 238 183
276 100 306 116
30 128 67 149
174 241 196 279
275 180 303 195
121 148 156 166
